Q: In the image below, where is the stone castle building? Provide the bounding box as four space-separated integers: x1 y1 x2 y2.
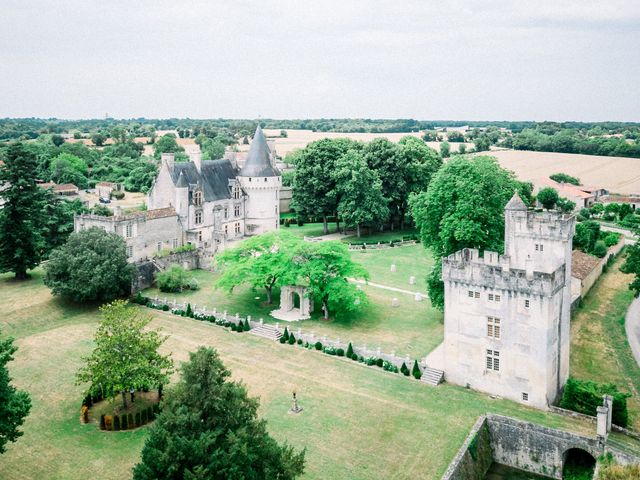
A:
74 126 281 262
442 192 575 409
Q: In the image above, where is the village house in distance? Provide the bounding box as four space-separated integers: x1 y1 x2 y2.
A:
442 192 576 409
74 126 281 262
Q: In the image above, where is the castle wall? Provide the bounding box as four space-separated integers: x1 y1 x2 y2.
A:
442 204 575 409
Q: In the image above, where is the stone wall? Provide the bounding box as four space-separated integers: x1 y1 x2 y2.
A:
153 250 200 271
441 416 493 480
442 413 640 480
279 186 293 213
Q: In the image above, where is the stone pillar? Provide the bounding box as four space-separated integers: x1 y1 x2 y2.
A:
390 264 396 272
409 276 416 285
597 406 609 440
415 293 423 302
391 298 399 307
604 395 613 432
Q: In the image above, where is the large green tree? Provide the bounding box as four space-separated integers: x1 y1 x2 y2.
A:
44 227 135 302
291 138 361 234
133 347 305 480
363 138 403 227
215 231 300 304
154 134 186 161
0 331 31 454
395 136 442 228
76 300 173 408
0 142 49 279
621 235 640 298
294 241 368 320
335 150 389 237
410 155 525 309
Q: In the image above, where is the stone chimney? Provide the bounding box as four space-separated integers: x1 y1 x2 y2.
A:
161 153 175 171
190 151 202 173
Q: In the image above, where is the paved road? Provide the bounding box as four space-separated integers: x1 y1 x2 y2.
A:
600 224 638 245
626 297 640 368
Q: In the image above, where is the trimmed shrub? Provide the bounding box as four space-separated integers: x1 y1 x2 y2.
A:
162 304 169 311
314 341 323 350
288 335 296 345
358 355 364 362
156 264 199 293
100 414 106 430
279 336 286 344
113 415 121 431
282 327 289 342
376 358 384 368
383 360 399 373
135 412 141 427
400 362 410 376
186 303 193 318
243 320 250 331
128 413 134 429
593 240 607 258
412 360 422 380
560 378 630 427
351 354 359 361
336 348 345 357
297 338 303 345
346 342 354 358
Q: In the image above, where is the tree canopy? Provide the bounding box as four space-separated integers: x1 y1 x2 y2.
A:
537 187 559 210
0 142 50 279
410 155 526 309
215 231 300 304
76 300 173 408
0 331 31 454
44 227 135 302
133 347 305 480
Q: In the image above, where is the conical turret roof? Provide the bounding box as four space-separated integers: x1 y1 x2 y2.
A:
176 171 188 188
239 126 279 177
505 191 527 211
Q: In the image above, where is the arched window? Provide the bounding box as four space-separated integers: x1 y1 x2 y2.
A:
194 190 203 206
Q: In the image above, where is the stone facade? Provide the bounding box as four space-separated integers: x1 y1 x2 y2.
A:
442 193 576 409
74 207 183 263
74 126 280 263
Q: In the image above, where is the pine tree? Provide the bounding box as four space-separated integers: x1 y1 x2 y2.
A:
412 360 422 380
282 327 289 341
400 362 410 376
0 331 31 453
347 342 354 358
133 347 305 479
0 142 49 279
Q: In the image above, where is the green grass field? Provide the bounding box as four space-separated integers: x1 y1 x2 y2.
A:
1 270 602 480
570 254 640 430
144 244 441 358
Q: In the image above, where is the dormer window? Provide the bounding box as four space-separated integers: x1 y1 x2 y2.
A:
194 190 203 206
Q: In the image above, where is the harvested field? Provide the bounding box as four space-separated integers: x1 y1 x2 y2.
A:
260 129 472 156
486 150 640 195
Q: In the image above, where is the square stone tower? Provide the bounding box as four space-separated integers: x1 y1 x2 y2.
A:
442 192 575 408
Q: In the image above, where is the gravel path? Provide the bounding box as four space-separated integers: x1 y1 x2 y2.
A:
626 297 640 368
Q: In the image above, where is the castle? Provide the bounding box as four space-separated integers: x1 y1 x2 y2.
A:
442 192 575 408
74 126 281 262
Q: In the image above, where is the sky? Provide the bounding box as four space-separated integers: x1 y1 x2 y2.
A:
1 0 639 121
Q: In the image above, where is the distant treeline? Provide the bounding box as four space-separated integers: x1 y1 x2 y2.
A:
3 118 640 141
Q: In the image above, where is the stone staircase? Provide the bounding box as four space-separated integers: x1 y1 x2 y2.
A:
249 323 282 341
421 367 444 386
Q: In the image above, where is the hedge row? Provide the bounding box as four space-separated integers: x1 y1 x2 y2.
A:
100 404 160 431
133 294 251 333
279 337 424 378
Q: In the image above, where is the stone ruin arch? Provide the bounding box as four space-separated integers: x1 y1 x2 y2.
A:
270 285 313 322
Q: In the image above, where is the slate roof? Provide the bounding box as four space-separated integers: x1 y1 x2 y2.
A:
169 159 237 202
505 191 527 211
238 126 279 177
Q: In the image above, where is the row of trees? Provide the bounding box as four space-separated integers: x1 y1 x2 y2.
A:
291 137 442 236
215 231 368 320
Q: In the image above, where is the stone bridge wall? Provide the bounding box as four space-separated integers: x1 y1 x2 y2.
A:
442 413 640 480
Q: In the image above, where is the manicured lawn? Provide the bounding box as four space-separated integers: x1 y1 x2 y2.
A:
143 245 441 359
570 253 640 430
0 271 603 480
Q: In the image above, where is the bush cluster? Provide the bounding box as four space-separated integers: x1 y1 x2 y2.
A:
559 378 630 427
100 404 160 431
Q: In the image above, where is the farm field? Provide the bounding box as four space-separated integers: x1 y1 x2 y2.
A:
0 270 601 480
486 150 640 195
144 244 441 358
260 128 472 156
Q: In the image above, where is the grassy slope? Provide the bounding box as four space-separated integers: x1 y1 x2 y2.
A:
0 271 603 480
570 254 640 430
144 245 442 358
